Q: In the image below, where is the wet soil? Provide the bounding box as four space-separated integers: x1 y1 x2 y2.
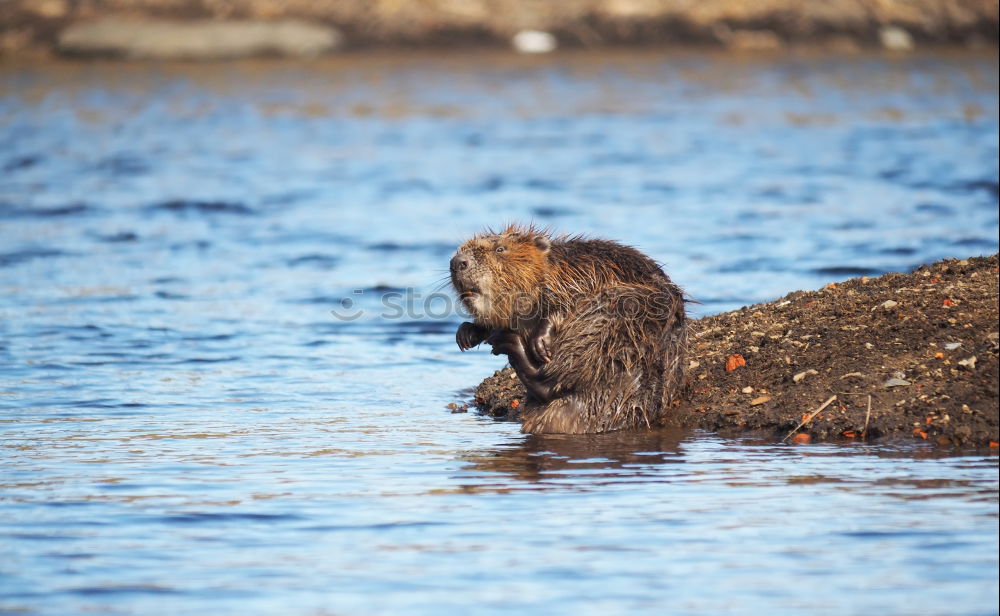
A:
471 254 1000 447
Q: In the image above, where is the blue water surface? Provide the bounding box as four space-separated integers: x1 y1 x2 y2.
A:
1 50 998 615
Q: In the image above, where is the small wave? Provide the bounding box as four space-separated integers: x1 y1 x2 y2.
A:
98 231 139 243
287 254 340 269
952 236 997 248
159 512 303 524
3 154 42 171
531 206 573 218
286 295 343 305
879 246 917 255
915 202 954 215
812 266 883 276
951 179 999 198
0 202 90 219
149 199 256 215
0 248 66 267
95 154 150 177
69 585 180 596
172 356 240 364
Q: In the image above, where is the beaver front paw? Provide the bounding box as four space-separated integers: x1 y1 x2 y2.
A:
484 329 523 357
456 322 490 351
528 319 554 364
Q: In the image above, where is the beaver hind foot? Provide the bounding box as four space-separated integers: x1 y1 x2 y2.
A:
520 398 592 434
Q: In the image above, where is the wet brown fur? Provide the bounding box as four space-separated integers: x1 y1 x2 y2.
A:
452 224 688 434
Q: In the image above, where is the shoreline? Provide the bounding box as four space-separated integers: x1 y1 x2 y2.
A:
2 0 996 60
471 254 1000 448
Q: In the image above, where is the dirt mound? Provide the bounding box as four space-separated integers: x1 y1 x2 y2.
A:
472 254 999 448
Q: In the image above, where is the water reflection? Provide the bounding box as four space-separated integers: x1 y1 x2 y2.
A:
459 429 689 490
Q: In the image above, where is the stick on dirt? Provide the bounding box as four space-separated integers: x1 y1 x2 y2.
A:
783 395 838 443
862 395 872 439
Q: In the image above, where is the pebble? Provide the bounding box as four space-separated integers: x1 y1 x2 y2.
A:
944 342 962 350
957 356 977 370
883 377 911 388
879 300 898 310
741 386 754 394
879 26 914 51
511 30 557 54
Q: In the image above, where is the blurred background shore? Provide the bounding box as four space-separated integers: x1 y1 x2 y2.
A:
2 0 997 59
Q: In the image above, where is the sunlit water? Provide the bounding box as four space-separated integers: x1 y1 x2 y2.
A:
1 51 998 615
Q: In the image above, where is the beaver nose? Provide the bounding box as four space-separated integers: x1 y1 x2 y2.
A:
450 254 469 272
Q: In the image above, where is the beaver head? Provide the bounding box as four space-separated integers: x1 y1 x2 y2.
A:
450 224 551 329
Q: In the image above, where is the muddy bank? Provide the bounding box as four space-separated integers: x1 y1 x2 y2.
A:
1 0 997 58
472 254 999 447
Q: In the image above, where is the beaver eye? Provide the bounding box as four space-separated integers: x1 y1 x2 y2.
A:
495 246 505 253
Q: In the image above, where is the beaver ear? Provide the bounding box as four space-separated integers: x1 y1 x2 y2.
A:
534 235 551 253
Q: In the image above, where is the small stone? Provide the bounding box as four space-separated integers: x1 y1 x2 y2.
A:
865 342 874 349
878 300 898 311
944 342 962 350
879 26 914 52
511 30 557 54
750 395 772 406
957 356 977 370
688 360 700 370
741 386 754 394
883 377 911 388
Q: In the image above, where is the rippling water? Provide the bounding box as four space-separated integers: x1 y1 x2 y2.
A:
1 51 998 615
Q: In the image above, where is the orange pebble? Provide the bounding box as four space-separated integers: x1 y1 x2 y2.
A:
725 354 746 372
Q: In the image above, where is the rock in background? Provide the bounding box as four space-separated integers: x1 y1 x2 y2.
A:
58 18 340 59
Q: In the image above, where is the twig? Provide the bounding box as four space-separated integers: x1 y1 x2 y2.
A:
782 395 837 443
862 394 872 440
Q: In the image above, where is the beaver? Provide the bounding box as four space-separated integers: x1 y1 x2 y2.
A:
450 224 687 434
